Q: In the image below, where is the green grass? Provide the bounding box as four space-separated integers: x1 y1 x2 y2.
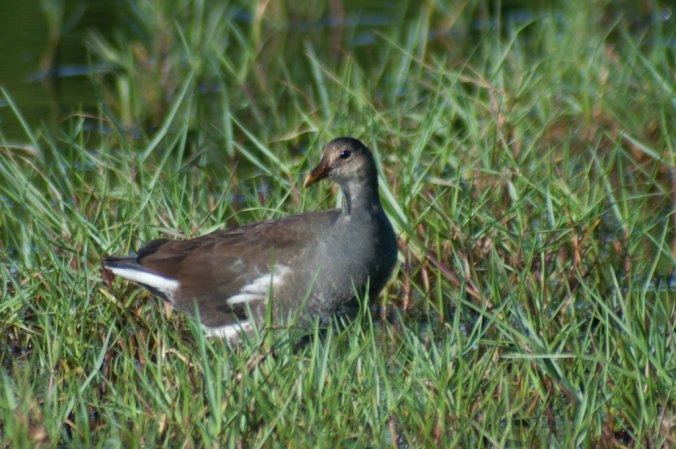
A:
1 0 675 447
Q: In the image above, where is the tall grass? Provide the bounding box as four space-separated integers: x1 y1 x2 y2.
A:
1 0 674 447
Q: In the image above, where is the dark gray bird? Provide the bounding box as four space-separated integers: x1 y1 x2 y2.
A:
104 137 398 340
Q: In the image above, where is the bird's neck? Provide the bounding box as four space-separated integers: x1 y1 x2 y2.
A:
340 177 381 215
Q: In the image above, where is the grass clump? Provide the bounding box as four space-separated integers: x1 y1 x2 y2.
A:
1 0 674 447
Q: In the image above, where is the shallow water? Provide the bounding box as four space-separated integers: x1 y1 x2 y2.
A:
0 1 126 139
0 0 558 141
2 1 671 143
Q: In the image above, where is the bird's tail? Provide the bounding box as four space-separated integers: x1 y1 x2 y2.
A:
103 256 179 302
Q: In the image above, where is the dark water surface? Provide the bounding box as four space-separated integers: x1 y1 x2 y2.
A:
0 1 671 142
0 0 538 141
0 0 126 140
0 0 413 141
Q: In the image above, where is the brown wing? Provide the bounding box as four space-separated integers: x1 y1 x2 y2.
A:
135 210 340 325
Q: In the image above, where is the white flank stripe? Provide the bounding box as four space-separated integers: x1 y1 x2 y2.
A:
203 321 253 339
226 265 290 306
108 267 179 299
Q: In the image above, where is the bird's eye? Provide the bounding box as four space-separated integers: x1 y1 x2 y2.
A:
339 150 351 159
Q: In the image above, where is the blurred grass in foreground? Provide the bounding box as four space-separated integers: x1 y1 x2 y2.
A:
0 0 674 447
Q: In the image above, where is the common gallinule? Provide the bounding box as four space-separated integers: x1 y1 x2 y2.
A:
104 137 397 339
